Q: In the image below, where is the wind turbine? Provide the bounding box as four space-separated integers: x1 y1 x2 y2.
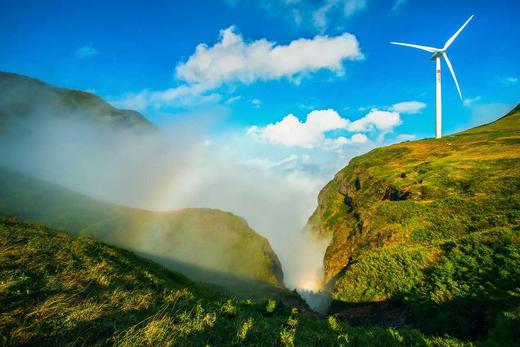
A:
391 15 474 139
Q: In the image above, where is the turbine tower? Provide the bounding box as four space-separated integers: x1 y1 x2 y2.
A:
391 15 474 139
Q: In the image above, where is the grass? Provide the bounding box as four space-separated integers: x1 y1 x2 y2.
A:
308 104 520 342
405 227 520 340
332 246 430 303
0 218 477 346
0 71 154 132
0 167 284 292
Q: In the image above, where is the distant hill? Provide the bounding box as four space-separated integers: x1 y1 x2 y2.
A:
0 71 154 132
307 104 520 340
0 71 284 296
0 218 474 346
0 167 284 292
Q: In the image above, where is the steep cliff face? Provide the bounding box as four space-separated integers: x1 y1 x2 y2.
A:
307 105 520 339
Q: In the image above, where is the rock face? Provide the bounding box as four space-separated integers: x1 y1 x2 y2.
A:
307 105 520 339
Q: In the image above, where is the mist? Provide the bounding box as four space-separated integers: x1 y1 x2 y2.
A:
0 94 333 293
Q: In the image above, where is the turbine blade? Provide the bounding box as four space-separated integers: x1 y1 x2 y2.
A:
443 53 462 100
444 15 474 50
390 42 440 53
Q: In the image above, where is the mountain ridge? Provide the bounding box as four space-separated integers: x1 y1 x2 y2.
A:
306 104 520 340
0 70 154 132
0 164 285 293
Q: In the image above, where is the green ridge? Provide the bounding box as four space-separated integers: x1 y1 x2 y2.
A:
0 71 154 132
0 167 284 292
307 104 520 341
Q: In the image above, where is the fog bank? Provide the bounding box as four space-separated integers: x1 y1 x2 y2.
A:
0 106 331 291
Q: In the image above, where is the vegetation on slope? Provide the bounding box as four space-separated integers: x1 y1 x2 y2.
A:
0 71 154 132
0 168 284 291
308 105 520 341
0 218 474 346
0 71 283 296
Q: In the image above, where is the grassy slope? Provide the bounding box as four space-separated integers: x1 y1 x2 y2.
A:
0 168 284 291
0 71 284 295
307 105 520 341
0 71 154 132
0 218 472 346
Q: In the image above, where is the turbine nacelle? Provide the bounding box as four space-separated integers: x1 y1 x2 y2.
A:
429 50 444 61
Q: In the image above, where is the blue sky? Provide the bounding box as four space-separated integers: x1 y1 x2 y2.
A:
1 0 519 181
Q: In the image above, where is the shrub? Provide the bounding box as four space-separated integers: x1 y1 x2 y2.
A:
406 228 520 340
332 246 430 302
266 298 277 314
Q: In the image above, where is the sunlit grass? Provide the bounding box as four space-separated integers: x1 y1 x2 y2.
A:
0 218 478 346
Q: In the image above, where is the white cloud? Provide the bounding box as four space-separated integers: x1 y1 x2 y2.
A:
175 26 363 87
251 98 262 108
244 154 303 171
391 0 408 13
463 96 482 107
397 134 416 142
75 45 98 59
312 0 367 31
505 76 518 84
111 84 220 111
225 95 242 105
111 26 363 111
245 1 368 31
113 92 150 110
343 0 367 16
248 108 402 149
391 101 426 114
247 109 347 148
326 133 368 149
312 0 336 31
350 133 369 143
346 109 401 132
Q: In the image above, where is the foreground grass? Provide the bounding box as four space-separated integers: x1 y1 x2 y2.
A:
0 218 475 346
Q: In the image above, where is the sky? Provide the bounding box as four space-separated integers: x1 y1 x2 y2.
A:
1 0 519 200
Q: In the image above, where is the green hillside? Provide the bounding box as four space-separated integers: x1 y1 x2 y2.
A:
0 71 284 296
0 218 474 346
0 168 284 292
307 105 520 341
0 71 154 132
